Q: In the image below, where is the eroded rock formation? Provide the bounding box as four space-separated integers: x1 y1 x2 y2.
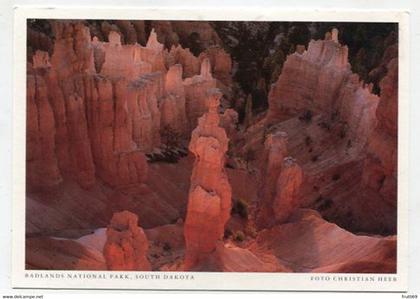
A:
256 131 304 229
160 64 188 136
26 21 233 191
184 88 232 270
199 46 232 86
166 45 200 78
26 72 62 189
272 157 303 223
267 29 379 147
183 58 218 131
26 22 398 273
103 211 151 270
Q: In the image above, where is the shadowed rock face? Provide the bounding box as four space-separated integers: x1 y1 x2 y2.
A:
362 58 398 207
103 211 151 271
184 89 232 270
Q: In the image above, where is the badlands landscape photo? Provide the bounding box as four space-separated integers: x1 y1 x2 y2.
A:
25 19 398 272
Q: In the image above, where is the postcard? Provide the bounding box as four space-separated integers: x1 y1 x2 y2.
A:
12 6 409 291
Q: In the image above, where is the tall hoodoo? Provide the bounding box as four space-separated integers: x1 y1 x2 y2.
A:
255 131 304 229
256 131 288 229
272 157 303 223
103 210 151 271
184 88 232 270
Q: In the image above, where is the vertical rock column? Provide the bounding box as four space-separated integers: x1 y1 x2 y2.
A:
26 70 62 189
256 132 288 229
103 210 151 270
46 22 97 188
256 132 304 229
272 157 304 223
184 88 232 270
160 64 188 136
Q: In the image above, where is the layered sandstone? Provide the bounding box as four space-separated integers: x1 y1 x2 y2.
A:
103 211 151 270
184 88 232 270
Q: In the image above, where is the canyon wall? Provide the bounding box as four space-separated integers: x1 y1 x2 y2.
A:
267 30 379 148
